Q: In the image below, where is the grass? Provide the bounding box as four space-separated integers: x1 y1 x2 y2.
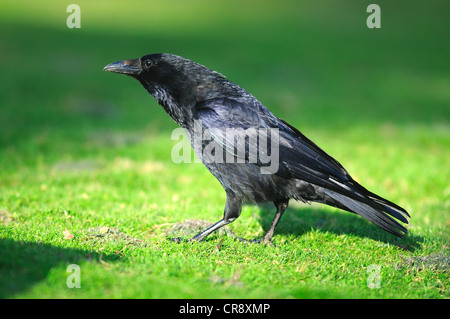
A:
0 0 449 299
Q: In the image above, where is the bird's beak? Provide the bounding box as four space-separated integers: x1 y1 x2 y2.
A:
103 59 141 75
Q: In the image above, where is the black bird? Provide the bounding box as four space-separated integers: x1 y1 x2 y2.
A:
104 53 410 243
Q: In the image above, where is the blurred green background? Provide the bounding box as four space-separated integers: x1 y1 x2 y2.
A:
0 0 448 298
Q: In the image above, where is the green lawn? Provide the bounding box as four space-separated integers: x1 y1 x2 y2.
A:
0 1 448 299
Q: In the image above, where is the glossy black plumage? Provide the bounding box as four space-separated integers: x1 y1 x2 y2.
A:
104 53 410 242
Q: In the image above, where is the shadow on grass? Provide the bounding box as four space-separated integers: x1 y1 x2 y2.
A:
255 203 423 252
0 238 118 298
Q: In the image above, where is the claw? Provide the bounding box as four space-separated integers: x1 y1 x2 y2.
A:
168 237 191 243
234 237 275 246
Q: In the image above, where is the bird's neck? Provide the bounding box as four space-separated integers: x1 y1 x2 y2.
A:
152 85 193 128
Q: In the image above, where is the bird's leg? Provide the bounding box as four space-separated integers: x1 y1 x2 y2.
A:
168 219 230 243
260 200 289 244
233 199 289 245
169 194 242 243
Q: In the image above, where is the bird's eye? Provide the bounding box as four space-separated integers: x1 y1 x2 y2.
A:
145 59 153 67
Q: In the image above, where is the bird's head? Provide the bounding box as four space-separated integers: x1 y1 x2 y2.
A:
104 53 229 126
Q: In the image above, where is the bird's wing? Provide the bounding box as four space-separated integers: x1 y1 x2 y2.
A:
195 97 277 167
195 97 351 188
195 98 410 236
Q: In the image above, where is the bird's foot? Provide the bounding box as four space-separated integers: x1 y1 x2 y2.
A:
168 237 195 243
234 237 275 247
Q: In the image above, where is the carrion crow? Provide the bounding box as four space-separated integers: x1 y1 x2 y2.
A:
104 53 410 243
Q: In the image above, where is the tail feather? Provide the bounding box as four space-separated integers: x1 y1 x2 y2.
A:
324 189 409 237
370 197 410 224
